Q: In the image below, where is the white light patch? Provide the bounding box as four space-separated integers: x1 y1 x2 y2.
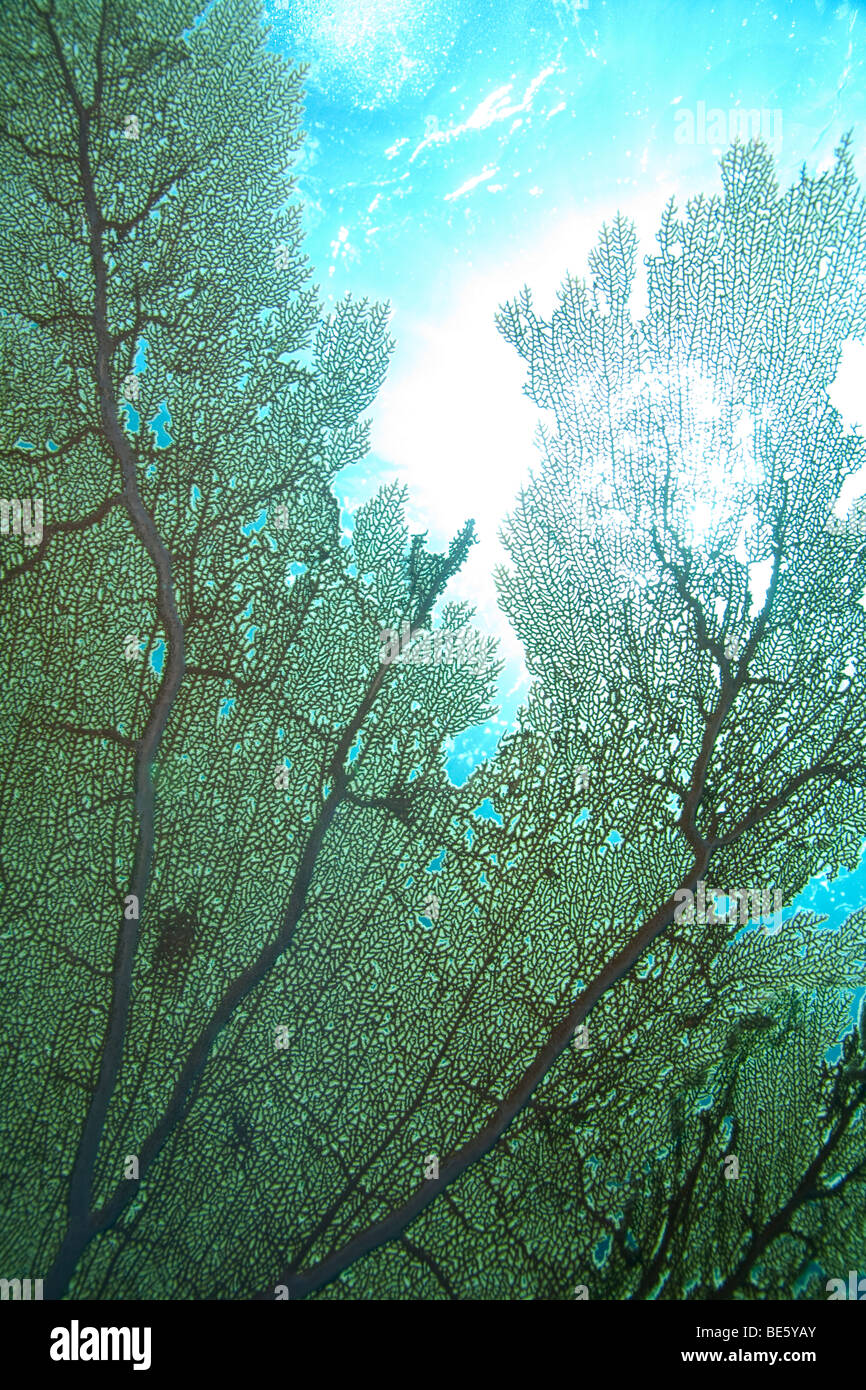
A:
444 164 499 202
828 338 866 520
285 0 462 109
367 189 678 664
410 64 557 163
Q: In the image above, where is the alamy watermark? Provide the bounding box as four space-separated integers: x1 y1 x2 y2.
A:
826 1270 866 1299
674 881 783 931
0 497 43 547
574 494 656 538
0 1276 43 1299
674 101 782 155
379 621 486 674
49 1322 152 1370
